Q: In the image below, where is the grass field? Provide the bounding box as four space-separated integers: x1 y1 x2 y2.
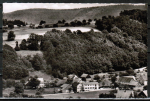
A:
43 89 113 99
24 89 36 95
3 87 15 97
43 87 61 94
16 50 43 57
29 71 52 81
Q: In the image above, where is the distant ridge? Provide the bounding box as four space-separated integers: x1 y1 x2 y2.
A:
3 5 147 24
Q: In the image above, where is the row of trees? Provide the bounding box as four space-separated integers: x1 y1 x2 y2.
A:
3 19 26 28
14 33 44 51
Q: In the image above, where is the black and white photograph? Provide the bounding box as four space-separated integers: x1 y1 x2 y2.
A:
2 3 147 98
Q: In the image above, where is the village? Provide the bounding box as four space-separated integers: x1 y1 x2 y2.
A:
4 67 146 98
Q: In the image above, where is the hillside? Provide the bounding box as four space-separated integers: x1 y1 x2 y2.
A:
3 5 147 24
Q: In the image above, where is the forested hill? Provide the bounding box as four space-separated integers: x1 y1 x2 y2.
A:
3 5 147 24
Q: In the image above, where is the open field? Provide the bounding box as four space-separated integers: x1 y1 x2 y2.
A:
28 71 52 81
16 50 43 57
3 87 15 97
43 87 61 94
3 26 100 57
43 89 113 99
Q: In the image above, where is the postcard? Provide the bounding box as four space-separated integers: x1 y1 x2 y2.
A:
2 3 148 98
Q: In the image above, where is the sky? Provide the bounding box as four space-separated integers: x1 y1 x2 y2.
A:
3 3 145 13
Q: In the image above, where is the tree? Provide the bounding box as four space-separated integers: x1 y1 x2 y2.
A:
76 21 82 26
8 23 14 29
58 20 62 23
88 19 92 22
39 20 46 25
14 82 24 94
82 19 86 25
70 21 76 26
53 24 58 27
64 23 69 26
7 31 15 41
111 76 117 84
14 41 20 51
62 19 66 24
20 39 27 50
72 82 79 93
27 76 40 89
94 75 100 81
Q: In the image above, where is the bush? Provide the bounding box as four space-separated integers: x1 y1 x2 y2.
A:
53 24 58 27
7 31 15 41
8 23 14 29
65 29 72 33
22 94 28 98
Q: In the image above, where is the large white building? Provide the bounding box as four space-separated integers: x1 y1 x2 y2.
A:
77 82 99 92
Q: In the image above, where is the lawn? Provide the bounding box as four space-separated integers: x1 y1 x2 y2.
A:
16 50 43 57
29 71 52 81
3 87 15 97
24 89 36 95
43 89 113 99
43 87 61 94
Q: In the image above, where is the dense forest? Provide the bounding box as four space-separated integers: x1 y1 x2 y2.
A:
3 9 147 79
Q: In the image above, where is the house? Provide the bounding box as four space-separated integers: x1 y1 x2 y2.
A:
82 82 99 91
44 23 53 28
116 90 134 98
67 74 82 83
73 77 82 83
80 73 91 82
99 78 112 88
136 73 147 85
37 78 45 88
56 79 67 86
60 84 72 93
63 77 68 80
57 23 65 27
77 83 83 93
96 73 110 78
138 90 147 98
117 76 141 89
68 74 77 79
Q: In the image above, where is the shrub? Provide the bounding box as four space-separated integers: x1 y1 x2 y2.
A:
7 31 15 41
65 29 72 33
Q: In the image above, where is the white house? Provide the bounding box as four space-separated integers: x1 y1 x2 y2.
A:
77 82 99 92
37 78 45 88
82 82 99 91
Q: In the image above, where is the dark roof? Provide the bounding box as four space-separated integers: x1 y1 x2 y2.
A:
99 79 112 87
60 84 72 90
138 90 147 97
81 73 88 78
118 77 133 83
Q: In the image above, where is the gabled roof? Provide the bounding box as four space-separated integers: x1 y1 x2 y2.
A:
60 84 72 90
143 90 148 97
56 79 67 86
68 74 76 79
83 82 99 85
138 90 147 97
99 79 112 86
118 76 136 83
123 76 136 80
73 78 82 83
37 78 44 83
81 73 89 78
